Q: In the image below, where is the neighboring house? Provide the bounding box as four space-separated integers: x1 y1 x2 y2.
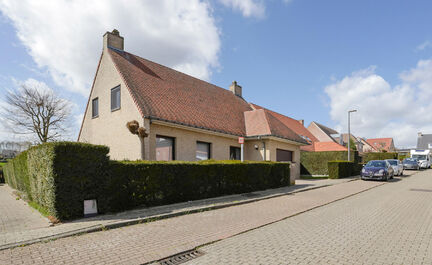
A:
366 138 395 152
358 138 377 153
334 133 363 151
307 121 338 143
417 133 432 150
78 30 310 179
303 121 347 152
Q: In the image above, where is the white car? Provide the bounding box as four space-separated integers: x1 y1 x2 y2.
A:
386 159 403 176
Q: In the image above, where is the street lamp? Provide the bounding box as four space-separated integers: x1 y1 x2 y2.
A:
347 109 357 161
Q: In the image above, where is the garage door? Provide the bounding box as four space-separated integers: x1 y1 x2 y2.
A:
276 149 293 162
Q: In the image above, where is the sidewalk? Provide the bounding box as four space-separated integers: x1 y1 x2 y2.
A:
0 177 388 265
0 177 356 250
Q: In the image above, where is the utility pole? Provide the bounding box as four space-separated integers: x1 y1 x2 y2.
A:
348 110 357 161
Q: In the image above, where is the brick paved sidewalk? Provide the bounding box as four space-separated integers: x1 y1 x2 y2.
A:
0 176 356 250
0 178 385 265
186 170 432 265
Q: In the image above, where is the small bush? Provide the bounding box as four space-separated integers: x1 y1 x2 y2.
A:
328 161 356 179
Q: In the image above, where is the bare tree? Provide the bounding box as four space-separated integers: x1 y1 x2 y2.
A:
1 83 72 143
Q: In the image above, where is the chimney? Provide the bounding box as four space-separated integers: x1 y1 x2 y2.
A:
298 119 304 125
103 29 124 51
418 132 423 137
229 81 242 97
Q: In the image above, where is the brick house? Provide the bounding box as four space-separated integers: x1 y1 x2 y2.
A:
305 121 347 152
366 138 395 152
78 30 313 179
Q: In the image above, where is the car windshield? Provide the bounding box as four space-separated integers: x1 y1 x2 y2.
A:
387 160 397 165
403 159 417 164
412 155 426 160
366 161 386 167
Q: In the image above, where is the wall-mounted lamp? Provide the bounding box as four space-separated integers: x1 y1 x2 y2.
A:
254 144 259 150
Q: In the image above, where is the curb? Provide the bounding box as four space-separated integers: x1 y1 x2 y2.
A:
0 178 359 251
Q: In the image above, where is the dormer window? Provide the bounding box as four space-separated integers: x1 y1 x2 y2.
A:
111 85 121 111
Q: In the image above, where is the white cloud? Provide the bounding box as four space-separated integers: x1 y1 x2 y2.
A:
416 40 432 51
325 59 432 148
0 0 221 96
219 0 266 18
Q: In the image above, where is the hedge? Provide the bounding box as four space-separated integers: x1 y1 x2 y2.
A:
301 151 359 176
4 142 291 220
106 160 290 212
328 161 356 179
362 152 398 163
4 142 110 220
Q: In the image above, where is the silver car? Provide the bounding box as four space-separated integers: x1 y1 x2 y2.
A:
386 159 403 176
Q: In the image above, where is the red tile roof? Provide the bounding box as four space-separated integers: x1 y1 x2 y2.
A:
366 138 394 152
108 48 309 145
313 141 347 152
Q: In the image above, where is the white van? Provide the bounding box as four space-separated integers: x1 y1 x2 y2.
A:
410 149 431 169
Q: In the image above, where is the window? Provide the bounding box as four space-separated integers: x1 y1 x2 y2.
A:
156 136 175 161
276 149 293 162
92 98 99 118
230 146 241 160
196 141 211 160
111 85 121 111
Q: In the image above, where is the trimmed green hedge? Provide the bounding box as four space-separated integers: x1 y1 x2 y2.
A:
4 142 291 220
4 142 110 220
301 151 359 176
328 161 356 179
362 152 398 163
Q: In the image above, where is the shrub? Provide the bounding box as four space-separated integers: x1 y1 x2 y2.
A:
105 160 290 212
4 142 110 220
301 151 359 175
328 161 356 179
362 152 398 163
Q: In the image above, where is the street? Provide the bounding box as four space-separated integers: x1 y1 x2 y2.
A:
187 170 432 264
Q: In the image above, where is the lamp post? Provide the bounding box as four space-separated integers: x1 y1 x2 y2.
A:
347 109 357 161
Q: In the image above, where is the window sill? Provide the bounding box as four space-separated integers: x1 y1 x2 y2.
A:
92 115 99 119
111 107 121 112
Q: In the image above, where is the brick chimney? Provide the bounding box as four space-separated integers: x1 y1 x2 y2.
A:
229 81 242 97
103 29 124 51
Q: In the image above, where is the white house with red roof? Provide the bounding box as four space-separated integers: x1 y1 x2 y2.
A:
78 30 318 179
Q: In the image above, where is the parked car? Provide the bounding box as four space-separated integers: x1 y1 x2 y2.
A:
386 159 403 176
402 158 420 170
361 160 394 181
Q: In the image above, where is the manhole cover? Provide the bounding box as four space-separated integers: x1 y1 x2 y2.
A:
410 188 432 192
158 249 205 265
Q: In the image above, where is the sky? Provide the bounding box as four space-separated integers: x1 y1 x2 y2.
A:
1 0 432 148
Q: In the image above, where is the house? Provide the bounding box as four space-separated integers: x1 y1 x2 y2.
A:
305 122 347 152
78 30 311 179
358 138 377 153
366 138 395 152
334 133 363 151
417 133 432 150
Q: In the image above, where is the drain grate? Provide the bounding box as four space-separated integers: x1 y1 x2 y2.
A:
158 249 205 265
410 188 432 192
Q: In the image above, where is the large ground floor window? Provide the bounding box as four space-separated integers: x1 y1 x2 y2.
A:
276 148 293 162
230 146 241 160
156 135 175 161
196 141 211 160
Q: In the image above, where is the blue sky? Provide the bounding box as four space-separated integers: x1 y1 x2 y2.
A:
1 0 432 147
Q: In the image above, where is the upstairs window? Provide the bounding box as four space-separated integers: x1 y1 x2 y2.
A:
196 141 211 160
111 85 121 111
92 98 99 118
